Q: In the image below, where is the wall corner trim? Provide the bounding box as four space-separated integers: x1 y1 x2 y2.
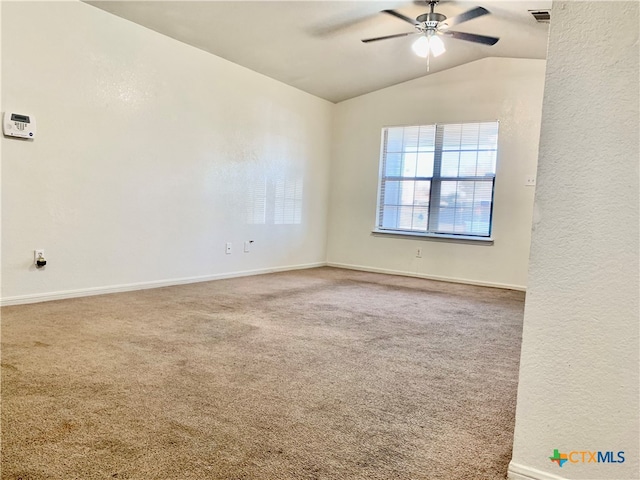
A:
0 262 327 306
507 462 570 480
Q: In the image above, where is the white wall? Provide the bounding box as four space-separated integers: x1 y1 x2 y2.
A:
327 57 546 290
1 1 333 304
509 2 639 480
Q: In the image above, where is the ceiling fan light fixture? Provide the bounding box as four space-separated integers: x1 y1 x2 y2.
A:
429 35 446 57
411 34 445 58
411 35 430 58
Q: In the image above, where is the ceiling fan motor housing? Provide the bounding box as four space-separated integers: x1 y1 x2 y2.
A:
416 12 446 30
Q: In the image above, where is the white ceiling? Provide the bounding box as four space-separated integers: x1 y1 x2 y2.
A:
85 0 551 103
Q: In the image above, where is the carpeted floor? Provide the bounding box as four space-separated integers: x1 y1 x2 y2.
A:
1 267 525 479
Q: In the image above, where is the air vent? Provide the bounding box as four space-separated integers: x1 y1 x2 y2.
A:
529 10 550 23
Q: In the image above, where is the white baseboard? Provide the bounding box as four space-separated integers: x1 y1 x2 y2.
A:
1 261 525 306
0 262 326 306
326 262 527 291
508 462 569 480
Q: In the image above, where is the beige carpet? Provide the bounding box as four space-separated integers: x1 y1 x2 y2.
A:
1 267 524 479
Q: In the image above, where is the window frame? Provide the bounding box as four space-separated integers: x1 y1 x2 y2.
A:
373 121 499 242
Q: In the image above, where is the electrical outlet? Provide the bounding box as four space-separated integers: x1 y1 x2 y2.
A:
416 248 423 258
34 249 45 267
525 176 536 186
225 242 232 254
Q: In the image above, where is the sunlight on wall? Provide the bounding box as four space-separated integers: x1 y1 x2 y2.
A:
274 176 303 225
247 178 268 225
246 176 303 225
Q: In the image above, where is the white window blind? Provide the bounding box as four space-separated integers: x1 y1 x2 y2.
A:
377 121 498 238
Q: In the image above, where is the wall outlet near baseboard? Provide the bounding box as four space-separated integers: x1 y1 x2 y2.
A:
225 242 232 254
416 248 423 258
34 249 46 267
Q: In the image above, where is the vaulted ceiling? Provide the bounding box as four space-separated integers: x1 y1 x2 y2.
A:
86 1 551 103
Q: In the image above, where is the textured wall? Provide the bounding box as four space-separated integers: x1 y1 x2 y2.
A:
1 1 332 303
509 2 639 480
327 57 546 289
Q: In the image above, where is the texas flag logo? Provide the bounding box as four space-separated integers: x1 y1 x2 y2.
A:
550 449 568 467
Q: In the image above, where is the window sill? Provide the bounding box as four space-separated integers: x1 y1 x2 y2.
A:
371 229 494 244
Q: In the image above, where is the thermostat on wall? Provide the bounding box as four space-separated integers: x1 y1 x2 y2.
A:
3 112 36 139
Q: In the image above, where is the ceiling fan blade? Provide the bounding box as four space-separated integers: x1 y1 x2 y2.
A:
441 6 490 29
382 9 419 26
443 30 499 45
362 31 417 43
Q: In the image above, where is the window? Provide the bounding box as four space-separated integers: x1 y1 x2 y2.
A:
376 121 498 239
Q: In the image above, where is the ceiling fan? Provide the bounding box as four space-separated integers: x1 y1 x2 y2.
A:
361 1 499 59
